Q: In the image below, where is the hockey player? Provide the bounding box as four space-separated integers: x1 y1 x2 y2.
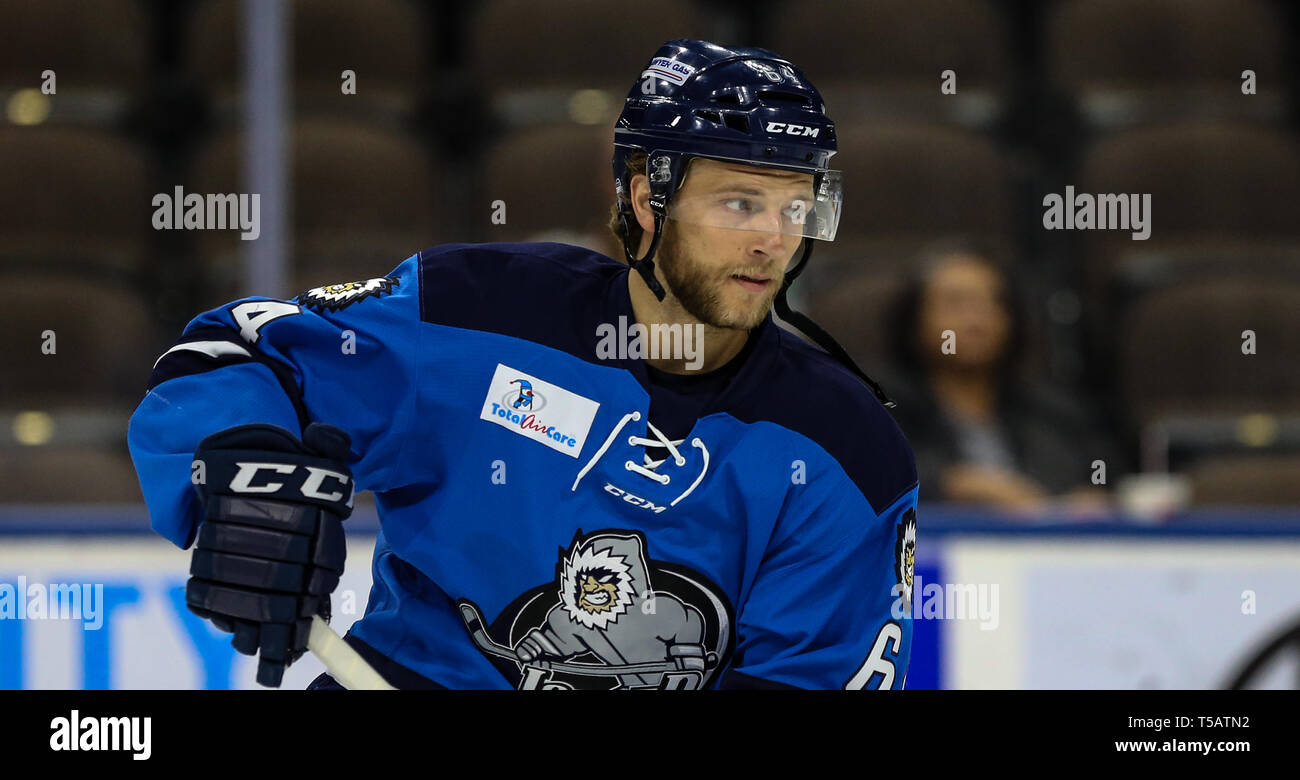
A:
128 39 919 690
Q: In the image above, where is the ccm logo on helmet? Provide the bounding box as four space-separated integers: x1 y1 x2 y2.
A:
765 122 820 138
230 462 352 502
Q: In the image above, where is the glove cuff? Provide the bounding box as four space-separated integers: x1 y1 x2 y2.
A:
195 448 354 518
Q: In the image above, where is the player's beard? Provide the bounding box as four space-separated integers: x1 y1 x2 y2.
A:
655 223 782 331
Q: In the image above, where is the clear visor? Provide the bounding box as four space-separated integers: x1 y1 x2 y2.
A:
663 156 842 242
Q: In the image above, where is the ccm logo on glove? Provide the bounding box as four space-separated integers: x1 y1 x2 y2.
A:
228 462 351 502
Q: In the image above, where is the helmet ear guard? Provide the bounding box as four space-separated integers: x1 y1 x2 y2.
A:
615 150 683 302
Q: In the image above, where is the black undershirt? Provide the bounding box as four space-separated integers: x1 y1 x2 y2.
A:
641 329 758 457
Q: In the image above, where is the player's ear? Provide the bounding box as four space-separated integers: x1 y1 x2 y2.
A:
629 173 655 235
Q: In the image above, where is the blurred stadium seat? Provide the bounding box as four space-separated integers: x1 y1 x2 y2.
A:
0 447 142 503
468 0 711 128
0 444 142 499
1 274 156 407
1111 244 1300 296
1151 412 1300 472
1120 278 1300 428
1188 454 1300 506
481 123 617 254
765 0 1011 129
188 0 431 122
0 0 148 127
0 126 152 276
1047 0 1290 129
189 118 439 303
1078 122 1300 298
816 121 1014 278
0 406 138 505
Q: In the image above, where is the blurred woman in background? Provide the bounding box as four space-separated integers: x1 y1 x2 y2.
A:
886 241 1121 515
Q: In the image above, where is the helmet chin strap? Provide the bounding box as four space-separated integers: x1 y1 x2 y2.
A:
774 241 897 409
621 209 668 302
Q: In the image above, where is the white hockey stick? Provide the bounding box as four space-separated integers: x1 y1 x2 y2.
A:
306 615 396 690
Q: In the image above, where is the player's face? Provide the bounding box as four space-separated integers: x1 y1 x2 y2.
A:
657 160 811 330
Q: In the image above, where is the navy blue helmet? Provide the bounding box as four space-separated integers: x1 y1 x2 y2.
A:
613 39 837 216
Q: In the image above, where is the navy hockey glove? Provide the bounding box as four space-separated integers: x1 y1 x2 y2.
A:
186 422 353 687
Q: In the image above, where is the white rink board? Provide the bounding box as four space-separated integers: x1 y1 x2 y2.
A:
0 536 377 690
944 538 1300 689
3 533 1300 688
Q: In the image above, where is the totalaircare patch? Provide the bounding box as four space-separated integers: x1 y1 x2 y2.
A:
297 276 399 312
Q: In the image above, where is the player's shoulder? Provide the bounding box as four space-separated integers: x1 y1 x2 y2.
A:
414 241 624 325
755 325 918 515
417 240 624 286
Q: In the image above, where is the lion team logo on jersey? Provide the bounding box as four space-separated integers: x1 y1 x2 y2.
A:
895 508 917 612
458 529 734 690
297 276 398 312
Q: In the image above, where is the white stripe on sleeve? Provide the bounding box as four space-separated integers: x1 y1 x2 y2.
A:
152 340 253 369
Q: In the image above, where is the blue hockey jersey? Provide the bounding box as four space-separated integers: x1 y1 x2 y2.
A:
128 242 919 690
